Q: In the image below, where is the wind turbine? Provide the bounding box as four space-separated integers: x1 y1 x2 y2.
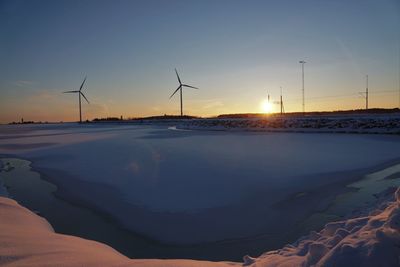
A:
63 76 90 123
169 68 198 117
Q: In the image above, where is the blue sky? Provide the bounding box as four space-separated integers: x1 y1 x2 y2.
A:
0 0 399 122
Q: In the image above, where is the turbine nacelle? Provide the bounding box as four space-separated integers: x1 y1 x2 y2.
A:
63 76 90 103
169 69 198 99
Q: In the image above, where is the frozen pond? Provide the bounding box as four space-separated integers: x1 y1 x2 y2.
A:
1 123 400 259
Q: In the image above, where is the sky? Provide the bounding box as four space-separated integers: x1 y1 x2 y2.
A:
0 0 399 122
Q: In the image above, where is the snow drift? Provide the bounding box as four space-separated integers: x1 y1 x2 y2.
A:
249 187 400 267
0 196 234 267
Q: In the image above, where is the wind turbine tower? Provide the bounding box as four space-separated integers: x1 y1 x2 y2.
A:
63 76 90 123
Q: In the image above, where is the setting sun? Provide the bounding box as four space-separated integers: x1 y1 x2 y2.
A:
261 100 273 113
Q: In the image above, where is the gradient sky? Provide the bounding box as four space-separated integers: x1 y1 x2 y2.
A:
0 0 399 122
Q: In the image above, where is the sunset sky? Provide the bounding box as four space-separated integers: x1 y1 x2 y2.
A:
0 0 399 123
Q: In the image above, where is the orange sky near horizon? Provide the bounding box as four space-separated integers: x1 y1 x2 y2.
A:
1 0 399 123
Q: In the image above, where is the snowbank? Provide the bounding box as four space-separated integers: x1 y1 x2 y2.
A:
248 187 400 267
1 187 400 266
0 196 235 267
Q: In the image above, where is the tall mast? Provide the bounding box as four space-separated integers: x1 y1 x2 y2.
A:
366 74 369 110
280 86 283 115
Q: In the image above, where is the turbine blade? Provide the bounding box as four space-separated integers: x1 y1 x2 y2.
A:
80 92 90 104
79 76 87 91
169 85 181 99
175 68 182 85
63 90 79 93
182 84 199 89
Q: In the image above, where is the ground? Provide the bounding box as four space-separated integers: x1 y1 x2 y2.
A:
0 119 400 264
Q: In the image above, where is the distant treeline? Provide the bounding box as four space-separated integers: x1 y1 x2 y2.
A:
92 117 121 122
92 109 399 122
131 115 198 120
217 108 400 119
10 109 398 125
9 121 52 125
92 115 198 122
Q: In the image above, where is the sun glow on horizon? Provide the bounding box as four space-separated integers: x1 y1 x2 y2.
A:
261 100 273 114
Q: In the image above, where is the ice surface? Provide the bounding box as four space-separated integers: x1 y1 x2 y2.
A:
0 160 8 197
1 122 400 244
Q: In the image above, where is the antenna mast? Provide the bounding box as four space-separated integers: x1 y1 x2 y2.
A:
299 61 306 115
280 86 284 115
366 74 369 110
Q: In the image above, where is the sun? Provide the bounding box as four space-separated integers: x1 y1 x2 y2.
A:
261 100 273 113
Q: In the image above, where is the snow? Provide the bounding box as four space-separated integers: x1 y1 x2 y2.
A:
1 187 400 266
250 187 400 267
1 122 400 245
0 196 233 267
175 115 400 134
